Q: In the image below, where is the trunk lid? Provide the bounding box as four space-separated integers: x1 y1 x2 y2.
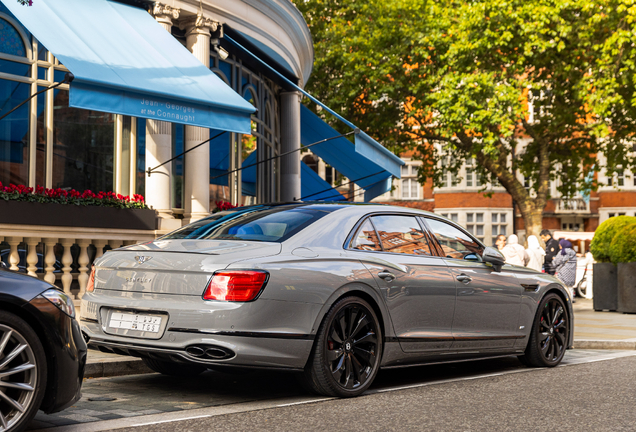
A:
94 240 280 296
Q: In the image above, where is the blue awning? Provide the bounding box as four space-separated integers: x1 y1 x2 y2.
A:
4 0 256 133
300 105 399 201
210 140 344 201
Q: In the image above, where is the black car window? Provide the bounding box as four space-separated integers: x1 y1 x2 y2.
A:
425 218 484 260
369 215 433 256
161 206 332 243
350 219 382 251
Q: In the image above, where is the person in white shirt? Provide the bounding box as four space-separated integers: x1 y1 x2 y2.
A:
525 235 546 272
501 234 529 266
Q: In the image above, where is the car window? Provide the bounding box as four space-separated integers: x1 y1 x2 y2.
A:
162 206 332 242
425 218 484 260
350 219 382 251
369 215 433 255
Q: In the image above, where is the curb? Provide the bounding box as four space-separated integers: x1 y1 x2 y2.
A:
85 358 152 379
573 340 636 350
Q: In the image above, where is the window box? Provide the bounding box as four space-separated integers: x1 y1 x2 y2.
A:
0 200 157 230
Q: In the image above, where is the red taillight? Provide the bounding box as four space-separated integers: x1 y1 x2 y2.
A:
203 271 269 302
86 267 96 292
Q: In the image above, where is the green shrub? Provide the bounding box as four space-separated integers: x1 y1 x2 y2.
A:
609 222 636 264
590 215 636 262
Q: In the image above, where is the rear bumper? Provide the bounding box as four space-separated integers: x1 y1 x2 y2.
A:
80 291 319 370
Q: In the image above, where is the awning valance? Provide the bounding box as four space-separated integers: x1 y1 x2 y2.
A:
3 0 256 133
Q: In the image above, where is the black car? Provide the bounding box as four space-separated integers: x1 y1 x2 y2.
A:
0 263 87 431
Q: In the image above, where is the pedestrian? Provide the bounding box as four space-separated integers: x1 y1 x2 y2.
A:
501 234 529 266
553 239 577 302
540 229 559 275
494 234 506 251
525 235 545 272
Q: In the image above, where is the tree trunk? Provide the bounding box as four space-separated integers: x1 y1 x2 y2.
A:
520 205 544 243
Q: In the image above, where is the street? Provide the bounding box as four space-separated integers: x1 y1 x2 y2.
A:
27 350 636 432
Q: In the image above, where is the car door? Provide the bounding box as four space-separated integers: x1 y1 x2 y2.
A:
423 217 523 351
348 214 457 353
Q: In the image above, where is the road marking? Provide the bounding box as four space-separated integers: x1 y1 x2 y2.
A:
28 350 636 432
277 398 333 407
132 414 212 427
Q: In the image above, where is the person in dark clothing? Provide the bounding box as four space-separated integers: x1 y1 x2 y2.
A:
540 229 559 275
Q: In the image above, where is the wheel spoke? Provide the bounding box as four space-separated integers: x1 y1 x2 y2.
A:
353 330 377 346
353 346 374 365
330 326 343 344
540 320 550 331
350 314 370 340
0 410 6 430
331 355 346 382
0 343 27 370
0 330 12 355
327 348 343 363
0 362 35 378
0 381 34 391
350 353 365 382
552 306 563 325
541 335 551 354
554 319 566 330
344 355 354 389
0 389 25 413
555 331 566 346
539 332 550 343
338 315 348 340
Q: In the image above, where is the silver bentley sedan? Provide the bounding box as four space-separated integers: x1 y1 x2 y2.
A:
80 203 573 397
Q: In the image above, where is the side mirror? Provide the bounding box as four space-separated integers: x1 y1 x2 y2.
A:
483 246 505 272
0 261 7 270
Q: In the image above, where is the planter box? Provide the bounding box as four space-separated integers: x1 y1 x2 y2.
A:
593 262 618 311
0 201 157 231
617 262 636 314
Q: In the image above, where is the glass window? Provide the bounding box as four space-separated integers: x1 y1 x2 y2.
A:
500 213 506 223
0 18 26 57
172 123 184 208
467 213 473 223
351 219 381 252
0 79 30 186
370 215 433 255
425 218 484 260
476 213 483 223
492 213 498 223
450 213 458 223
51 90 115 192
163 206 334 243
136 118 146 196
401 165 409 176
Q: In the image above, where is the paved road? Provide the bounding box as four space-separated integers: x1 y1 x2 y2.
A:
28 350 636 432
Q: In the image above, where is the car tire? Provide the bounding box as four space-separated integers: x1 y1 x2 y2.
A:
141 358 207 377
0 310 47 432
521 293 570 367
302 296 383 398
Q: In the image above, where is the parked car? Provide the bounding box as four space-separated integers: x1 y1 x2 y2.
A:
0 263 86 431
80 203 573 397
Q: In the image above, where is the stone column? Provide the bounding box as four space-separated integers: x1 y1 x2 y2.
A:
43 238 58 285
182 15 218 222
146 4 180 221
280 91 302 201
25 237 41 278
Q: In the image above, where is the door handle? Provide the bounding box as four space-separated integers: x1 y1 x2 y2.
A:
456 274 472 284
378 271 396 282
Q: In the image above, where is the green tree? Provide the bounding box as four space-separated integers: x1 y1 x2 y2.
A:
296 0 636 238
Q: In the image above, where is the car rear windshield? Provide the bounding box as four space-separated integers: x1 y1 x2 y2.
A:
161 206 334 242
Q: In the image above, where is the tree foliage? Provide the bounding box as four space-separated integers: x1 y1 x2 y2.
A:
296 0 636 236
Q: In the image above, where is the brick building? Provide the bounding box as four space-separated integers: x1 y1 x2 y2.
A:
372 150 636 249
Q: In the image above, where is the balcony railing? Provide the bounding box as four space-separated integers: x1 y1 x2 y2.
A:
0 224 157 301
555 198 590 213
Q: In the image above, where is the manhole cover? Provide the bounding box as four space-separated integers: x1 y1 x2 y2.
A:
88 396 117 402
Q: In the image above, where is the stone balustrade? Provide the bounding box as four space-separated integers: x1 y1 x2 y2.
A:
0 224 157 301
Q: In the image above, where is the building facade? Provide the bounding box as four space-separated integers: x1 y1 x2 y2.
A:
374 152 636 249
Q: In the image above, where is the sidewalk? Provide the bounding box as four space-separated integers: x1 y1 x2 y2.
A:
83 297 636 378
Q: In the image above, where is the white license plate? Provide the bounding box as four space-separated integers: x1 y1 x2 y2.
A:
108 312 162 333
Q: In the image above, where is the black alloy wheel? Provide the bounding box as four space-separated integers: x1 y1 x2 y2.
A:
521 293 569 367
303 296 382 397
